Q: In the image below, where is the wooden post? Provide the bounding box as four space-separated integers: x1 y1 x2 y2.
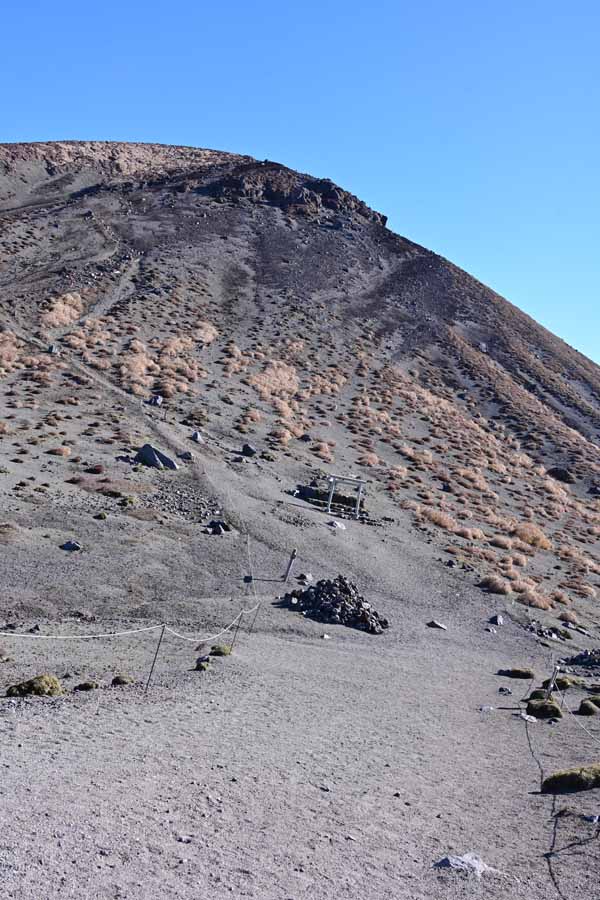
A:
145 625 166 694
284 548 298 583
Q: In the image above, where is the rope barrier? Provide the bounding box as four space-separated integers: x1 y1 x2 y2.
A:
556 687 600 750
0 623 164 640
0 603 262 644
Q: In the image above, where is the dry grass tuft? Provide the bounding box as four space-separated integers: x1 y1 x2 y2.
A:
47 446 71 458
512 522 552 550
479 575 510 594
40 292 84 329
249 361 299 399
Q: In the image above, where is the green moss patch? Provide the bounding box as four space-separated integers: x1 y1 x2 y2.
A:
542 764 600 794
526 699 563 720
498 667 535 680
6 674 63 697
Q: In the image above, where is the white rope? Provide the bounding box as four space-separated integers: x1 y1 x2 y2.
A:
557 688 600 750
165 614 242 644
0 623 164 640
0 603 262 644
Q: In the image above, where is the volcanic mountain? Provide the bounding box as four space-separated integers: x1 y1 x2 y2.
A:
1 142 600 899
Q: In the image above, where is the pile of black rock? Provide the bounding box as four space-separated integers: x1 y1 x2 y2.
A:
562 648 600 668
282 575 389 634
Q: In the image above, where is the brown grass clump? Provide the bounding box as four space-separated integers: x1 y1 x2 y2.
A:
541 764 600 794
479 575 510 595
250 361 299 399
558 610 578 625
194 321 218 344
490 535 513 550
311 442 333 463
47 446 71 458
512 522 551 550
0 330 23 376
420 508 459 532
358 452 380 468
455 526 485 540
40 292 84 329
515 589 551 610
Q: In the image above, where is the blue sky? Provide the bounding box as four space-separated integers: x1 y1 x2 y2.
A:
2 0 599 363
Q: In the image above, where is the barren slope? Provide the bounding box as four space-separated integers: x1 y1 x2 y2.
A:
1 141 600 900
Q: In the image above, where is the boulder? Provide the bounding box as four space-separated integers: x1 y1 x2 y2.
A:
241 443 257 457
134 443 179 470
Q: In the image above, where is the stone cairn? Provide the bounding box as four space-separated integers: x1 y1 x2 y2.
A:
282 575 389 634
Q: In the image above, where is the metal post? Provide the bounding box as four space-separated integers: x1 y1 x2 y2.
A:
247 603 262 635
284 548 298 582
326 477 335 514
355 483 364 519
545 663 560 700
145 625 166 694
229 614 242 652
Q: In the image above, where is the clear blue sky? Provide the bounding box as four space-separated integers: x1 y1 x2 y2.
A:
2 0 599 363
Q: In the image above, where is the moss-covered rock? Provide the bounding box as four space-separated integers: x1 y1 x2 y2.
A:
498 667 535 679
195 657 211 672
6 674 63 697
542 675 582 691
111 674 133 686
526 698 563 720
578 699 600 716
528 689 549 701
542 764 600 794
210 644 231 657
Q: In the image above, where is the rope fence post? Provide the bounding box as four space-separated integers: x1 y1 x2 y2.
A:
283 548 297 583
229 613 243 652
145 624 166 694
247 603 262 635
545 663 560 700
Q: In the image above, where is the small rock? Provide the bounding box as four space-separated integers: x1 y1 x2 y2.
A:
434 852 497 877
111 674 133 687
241 443 257 457
61 540 82 552
74 681 99 692
426 620 447 630
489 614 504 626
